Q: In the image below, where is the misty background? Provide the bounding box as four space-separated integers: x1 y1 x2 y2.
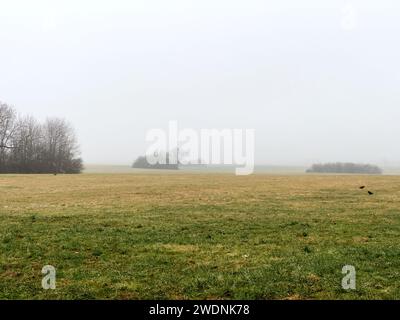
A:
1 0 399 167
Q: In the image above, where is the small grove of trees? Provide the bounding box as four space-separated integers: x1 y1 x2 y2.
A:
132 152 179 170
306 162 383 175
0 102 83 174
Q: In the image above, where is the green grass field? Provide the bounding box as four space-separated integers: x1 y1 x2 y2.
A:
1 173 399 300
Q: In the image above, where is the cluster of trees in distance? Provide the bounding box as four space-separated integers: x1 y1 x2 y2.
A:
132 153 179 170
0 102 83 174
306 162 383 174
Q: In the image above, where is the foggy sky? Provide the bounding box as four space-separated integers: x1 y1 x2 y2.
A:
1 0 399 166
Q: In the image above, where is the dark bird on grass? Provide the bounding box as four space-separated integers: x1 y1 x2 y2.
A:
359 186 365 189
368 191 374 195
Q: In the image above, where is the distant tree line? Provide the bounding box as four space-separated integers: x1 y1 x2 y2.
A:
132 152 179 170
306 162 382 174
0 102 83 174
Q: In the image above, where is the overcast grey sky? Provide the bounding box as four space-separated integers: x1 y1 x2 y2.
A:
1 0 399 166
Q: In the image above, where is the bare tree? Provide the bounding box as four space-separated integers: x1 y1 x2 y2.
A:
11 116 43 173
0 102 83 174
0 103 17 172
42 118 83 174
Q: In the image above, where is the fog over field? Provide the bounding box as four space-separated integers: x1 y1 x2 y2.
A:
1 0 399 167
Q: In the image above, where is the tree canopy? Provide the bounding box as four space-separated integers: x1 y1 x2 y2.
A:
306 162 382 174
0 102 83 174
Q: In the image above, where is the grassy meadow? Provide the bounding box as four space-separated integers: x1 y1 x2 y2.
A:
0 172 400 299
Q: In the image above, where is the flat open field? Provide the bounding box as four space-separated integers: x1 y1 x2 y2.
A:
0 173 399 299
